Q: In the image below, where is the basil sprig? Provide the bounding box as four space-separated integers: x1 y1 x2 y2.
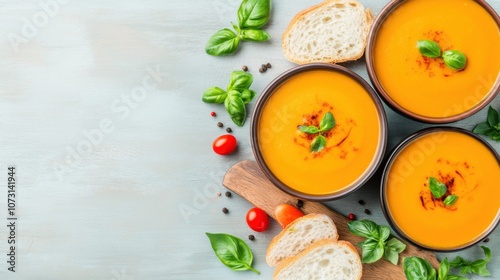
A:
473 106 500 142
298 112 336 153
428 177 458 206
417 40 467 71
348 220 406 265
450 246 491 277
202 71 256 126
206 232 260 274
403 256 437 280
206 0 271 56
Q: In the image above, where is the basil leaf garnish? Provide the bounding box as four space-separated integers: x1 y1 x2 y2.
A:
205 28 240 56
228 71 253 92
473 106 500 141
487 105 499 127
348 220 380 239
298 125 320 134
240 89 256 104
384 238 406 265
240 29 271 42
202 87 227 104
237 0 271 29
473 122 493 135
378 226 391 242
319 111 335 132
225 91 246 127
417 40 441 58
442 50 467 71
403 256 437 280
310 135 326 153
205 233 260 274
429 177 447 199
449 246 491 277
360 239 385 263
443 195 458 206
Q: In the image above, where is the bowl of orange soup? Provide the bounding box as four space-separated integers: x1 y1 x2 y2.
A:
381 127 500 251
250 63 387 201
366 0 500 123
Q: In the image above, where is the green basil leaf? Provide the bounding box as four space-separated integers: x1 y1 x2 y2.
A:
481 246 491 263
202 87 227 104
205 233 260 274
469 260 490 276
417 40 441 58
319 112 336 132
449 256 468 269
429 177 447 199
348 220 380 239
360 239 384 263
386 237 406 253
241 89 256 104
383 247 399 265
403 256 437 280
228 71 253 92
237 0 271 29
225 91 246 127
487 106 499 127
473 122 493 135
438 258 450 280
206 28 240 56
231 22 240 34
442 50 467 71
443 195 458 206
240 29 271 42
378 226 391 242
310 135 326 153
299 125 320 134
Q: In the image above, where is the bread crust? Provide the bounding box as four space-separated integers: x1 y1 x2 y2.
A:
282 0 374 64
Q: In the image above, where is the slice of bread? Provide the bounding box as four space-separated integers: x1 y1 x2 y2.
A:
266 213 338 267
282 0 374 64
273 239 362 280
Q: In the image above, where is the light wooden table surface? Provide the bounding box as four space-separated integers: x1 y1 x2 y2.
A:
0 0 498 279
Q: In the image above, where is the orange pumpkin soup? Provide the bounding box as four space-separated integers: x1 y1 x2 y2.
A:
257 69 383 196
385 130 500 250
373 0 500 119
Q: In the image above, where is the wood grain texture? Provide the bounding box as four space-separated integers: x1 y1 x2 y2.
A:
223 160 440 280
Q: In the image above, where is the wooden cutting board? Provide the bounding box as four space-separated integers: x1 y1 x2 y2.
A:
223 160 439 280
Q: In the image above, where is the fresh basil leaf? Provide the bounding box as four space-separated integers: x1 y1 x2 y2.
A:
206 28 240 56
438 258 450 280
442 50 467 71
487 106 499 127
348 220 380 239
241 89 256 104
310 135 326 153
417 40 441 58
231 22 240 34
378 226 391 242
237 0 271 29
481 246 491 262
383 247 399 265
202 87 227 104
225 92 247 127
360 239 385 263
228 71 253 92
429 177 447 199
240 29 270 42
299 125 320 134
386 237 406 253
319 112 335 132
403 256 437 280
443 195 458 206
469 260 490 276
205 233 260 274
450 256 468 269
473 122 493 135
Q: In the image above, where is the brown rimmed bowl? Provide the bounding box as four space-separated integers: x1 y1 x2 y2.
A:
365 0 500 123
380 127 500 251
250 63 388 201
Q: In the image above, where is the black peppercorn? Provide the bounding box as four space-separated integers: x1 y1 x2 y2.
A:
217 122 223 127
242 65 248 71
296 199 304 208
222 207 229 214
364 209 371 215
225 191 232 198
266 62 272 68
226 127 232 133
259 67 265 73
248 235 255 241
358 200 365 206
484 237 490 243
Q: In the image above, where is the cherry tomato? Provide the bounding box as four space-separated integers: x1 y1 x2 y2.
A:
274 204 304 228
246 207 269 232
212 134 237 155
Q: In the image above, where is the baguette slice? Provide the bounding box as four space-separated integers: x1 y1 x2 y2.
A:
266 213 338 267
282 0 374 64
273 239 362 280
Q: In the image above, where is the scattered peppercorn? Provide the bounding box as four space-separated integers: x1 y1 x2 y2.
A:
364 209 371 215
216 192 221 197
217 122 223 127
248 234 255 241
266 62 272 68
348 213 356 221
222 207 229 214
225 191 232 198
210 111 216 117
242 65 248 72
358 200 365 206
261 64 268 71
259 67 265 73
483 237 490 243
226 127 232 133
296 199 304 208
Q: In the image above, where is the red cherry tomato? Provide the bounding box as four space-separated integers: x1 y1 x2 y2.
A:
274 204 304 228
212 134 237 155
246 207 269 232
